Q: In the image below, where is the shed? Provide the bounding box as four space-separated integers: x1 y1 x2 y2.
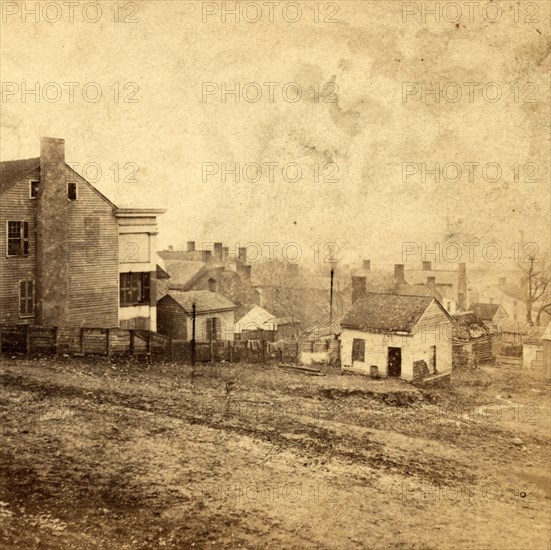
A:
157 290 236 342
340 293 453 381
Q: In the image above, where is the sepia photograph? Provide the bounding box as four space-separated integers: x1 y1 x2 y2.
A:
0 1 550 548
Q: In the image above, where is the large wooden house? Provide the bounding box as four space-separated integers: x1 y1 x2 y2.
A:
0 137 164 330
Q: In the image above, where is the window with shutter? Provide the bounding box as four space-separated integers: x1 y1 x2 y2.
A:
352 338 365 362
7 221 29 256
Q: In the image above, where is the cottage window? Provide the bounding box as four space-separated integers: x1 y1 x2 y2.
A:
119 272 150 306
67 182 78 200
30 181 39 199
206 317 222 341
7 221 29 256
352 338 365 362
19 280 34 317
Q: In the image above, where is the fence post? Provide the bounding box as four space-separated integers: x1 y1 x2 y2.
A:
80 328 85 355
54 326 59 355
262 340 267 365
106 328 111 358
229 341 233 363
130 330 135 356
147 331 152 364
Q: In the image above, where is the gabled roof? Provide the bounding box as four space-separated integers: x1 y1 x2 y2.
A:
470 303 503 321
341 293 437 333
162 290 235 314
164 260 207 289
0 158 40 194
235 305 277 331
303 314 345 340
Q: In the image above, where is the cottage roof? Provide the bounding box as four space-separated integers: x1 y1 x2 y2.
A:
165 290 235 314
341 293 436 333
470 303 502 321
303 314 344 340
392 283 443 302
0 158 40 194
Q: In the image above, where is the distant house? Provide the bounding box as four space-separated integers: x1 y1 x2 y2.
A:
522 325 547 370
477 283 524 321
340 293 453 381
156 289 236 342
0 137 164 330
469 303 509 332
158 241 260 320
234 305 300 341
403 261 468 311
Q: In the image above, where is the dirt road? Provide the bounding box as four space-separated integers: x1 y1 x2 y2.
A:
1 356 549 549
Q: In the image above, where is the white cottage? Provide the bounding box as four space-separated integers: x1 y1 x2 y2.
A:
341 293 453 381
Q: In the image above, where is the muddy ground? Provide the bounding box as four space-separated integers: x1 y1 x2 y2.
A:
0 356 550 549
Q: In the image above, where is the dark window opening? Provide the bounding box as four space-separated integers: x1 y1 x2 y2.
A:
30 181 39 199
352 338 365 362
119 272 150 306
19 280 34 317
68 182 78 200
7 221 29 256
206 317 222 341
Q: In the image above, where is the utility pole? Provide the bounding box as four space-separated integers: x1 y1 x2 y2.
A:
191 302 196 366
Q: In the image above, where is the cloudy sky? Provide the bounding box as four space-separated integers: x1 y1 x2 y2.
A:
1 0 549 267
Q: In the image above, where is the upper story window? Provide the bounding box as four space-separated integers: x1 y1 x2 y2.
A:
7 221 29 256
30 181 39 199
120 272 150 306
68 182 78 200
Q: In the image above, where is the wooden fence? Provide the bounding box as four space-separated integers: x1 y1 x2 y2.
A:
0 324 299 365
0 324 171 360
170 339 299 364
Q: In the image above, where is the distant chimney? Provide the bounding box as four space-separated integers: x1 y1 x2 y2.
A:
187 241 195 252
352 276 366 304
499 277 506 287
427 276 436 288
458 262 467 311
422 261 432 270
237 247 247 263
202 250 212 262
168 245 174 251
236 263 251 280
208 277 217 292
36 137 69 325
213 242 223 261
394 264 405 285
222 246 229 262
363 260 371 271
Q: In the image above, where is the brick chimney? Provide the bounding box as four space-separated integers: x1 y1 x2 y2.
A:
394 264 405 285
352 276 366 304
363 260 371 271
236 263 251 280
427 276 436 289
168 245 174 251
222 246 229 262
202 249 212 263
187 241 195 252
36 137 70 325
458 262 467 311
213 242 223 261
237 246 247 263
422 261 432 270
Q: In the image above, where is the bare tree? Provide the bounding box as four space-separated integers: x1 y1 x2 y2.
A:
521 253 550 326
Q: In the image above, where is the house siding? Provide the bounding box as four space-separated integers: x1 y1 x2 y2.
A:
0 172 39 324
341 329 414 379
157 296 188 339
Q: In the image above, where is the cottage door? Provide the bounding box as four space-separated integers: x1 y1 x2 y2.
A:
387 347 401 377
